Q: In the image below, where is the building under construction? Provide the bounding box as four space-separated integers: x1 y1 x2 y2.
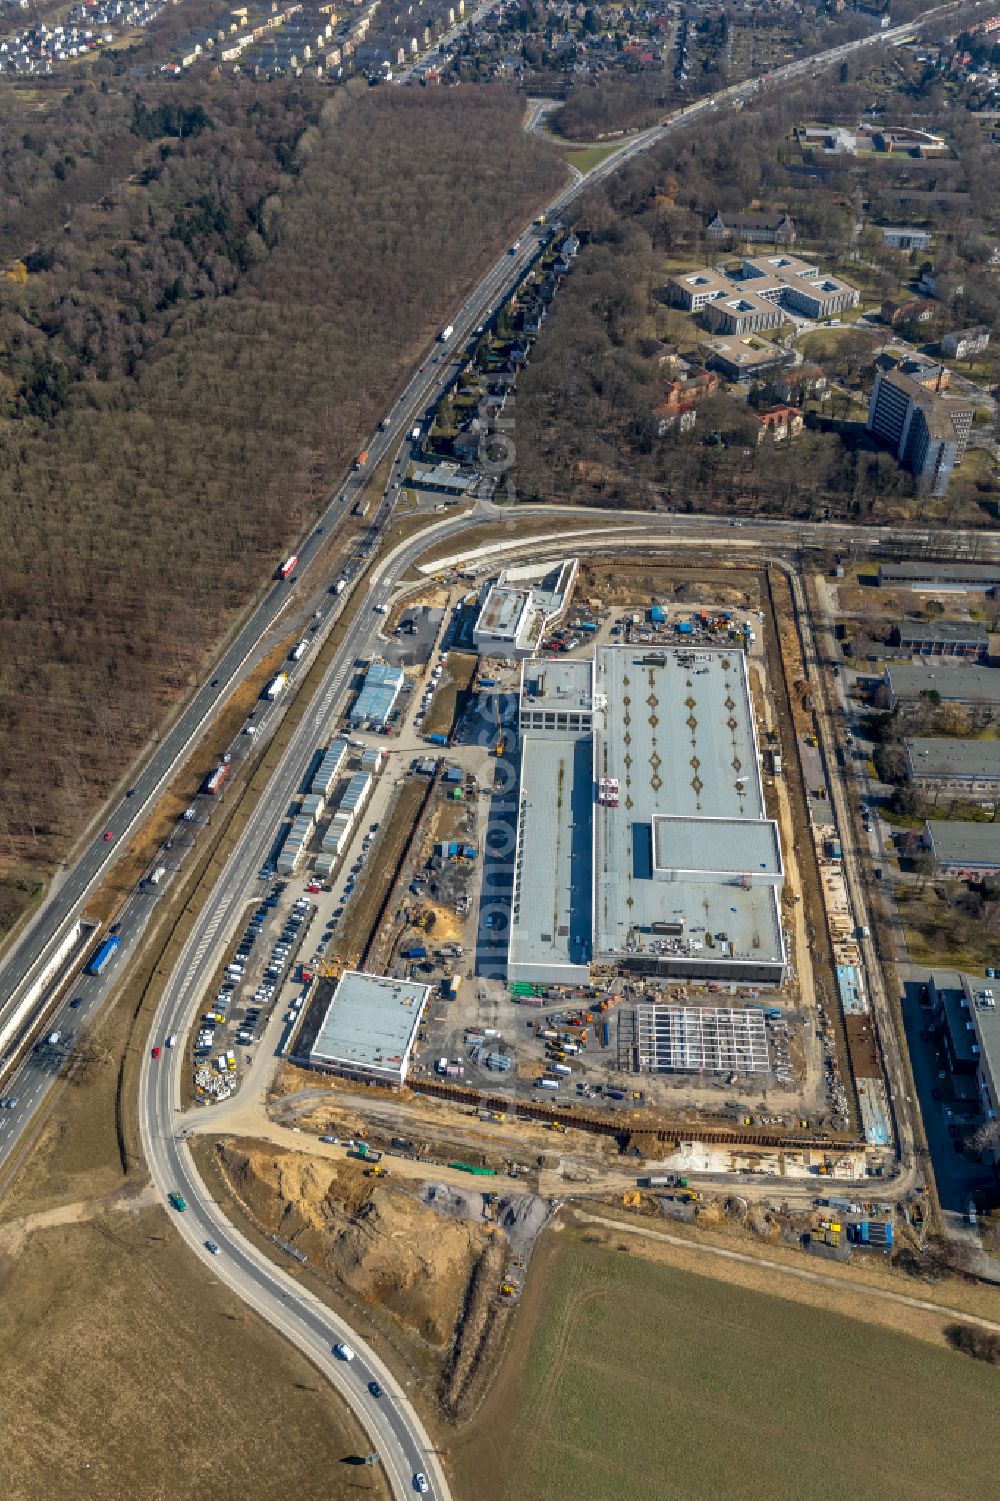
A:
507 646 786 988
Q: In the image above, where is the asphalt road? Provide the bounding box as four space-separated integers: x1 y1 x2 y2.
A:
0 0 981 1483
139 510 497 1501
0 0 973 1067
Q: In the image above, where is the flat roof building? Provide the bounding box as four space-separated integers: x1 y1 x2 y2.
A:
925 820 1000 878
703 289 784 336
669 255 857 329
906 738 1000 793
927 972 1000 1140
742 253 859 318
878 561 1000 593
349 661 405 728
409 461 474 495
867 368 974 497
308 970 430 1085
667 268 733 312
892 619 989 658
702 333 791 383
881 662 1000 710
592 647 784 983
518 657 593 735
507 646 785 987
473 558 578 659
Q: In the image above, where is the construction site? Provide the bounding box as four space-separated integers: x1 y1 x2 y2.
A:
174 548 881 1217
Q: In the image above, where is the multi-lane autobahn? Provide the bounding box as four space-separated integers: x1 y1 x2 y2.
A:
0 0 982 1488
0 0 968 1073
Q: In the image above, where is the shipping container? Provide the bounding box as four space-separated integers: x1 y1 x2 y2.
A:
448 1162 496 1176
427 733 448 747
536 1078 559 1090
650 605 666 624
403 945 427 959
85 934 121 976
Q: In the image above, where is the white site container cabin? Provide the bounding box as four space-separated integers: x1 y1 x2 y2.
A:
311 740 349 799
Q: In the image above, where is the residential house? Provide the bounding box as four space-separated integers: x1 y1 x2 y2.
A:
881 297 937 328
755 405 804 444
879 226 933 251
941 326 990 361
654 402 698 435
773 363 828 403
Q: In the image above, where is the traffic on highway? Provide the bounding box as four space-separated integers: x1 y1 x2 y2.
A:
0 2 974 1489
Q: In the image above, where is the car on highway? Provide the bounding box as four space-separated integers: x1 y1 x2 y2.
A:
0 1097 17 1109
413 1474 429 1494
69 997 83 1009
168 1192 188 1212
103 830 114 842
151 1046 161 1060
333 1342 356 1361
206 1241 221 1255
368 1380 383 1398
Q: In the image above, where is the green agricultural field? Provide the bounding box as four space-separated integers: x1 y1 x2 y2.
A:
453 1236 999 1501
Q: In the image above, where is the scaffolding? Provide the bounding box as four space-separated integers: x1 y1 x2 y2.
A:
635 1004 770 1074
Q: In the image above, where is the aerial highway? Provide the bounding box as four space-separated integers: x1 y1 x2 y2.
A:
0 0 969 1074
0 0 985 1483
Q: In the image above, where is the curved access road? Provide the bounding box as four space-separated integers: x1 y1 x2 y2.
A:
0 0 964 1064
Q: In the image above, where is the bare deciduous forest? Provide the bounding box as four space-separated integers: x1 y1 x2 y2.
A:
0 79 563 933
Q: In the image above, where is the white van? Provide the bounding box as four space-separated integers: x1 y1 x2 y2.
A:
166 1034 178 1048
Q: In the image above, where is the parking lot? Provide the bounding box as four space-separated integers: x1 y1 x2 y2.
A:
190 886 318 1103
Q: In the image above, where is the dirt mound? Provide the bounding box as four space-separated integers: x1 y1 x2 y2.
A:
217 1140 489 1346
